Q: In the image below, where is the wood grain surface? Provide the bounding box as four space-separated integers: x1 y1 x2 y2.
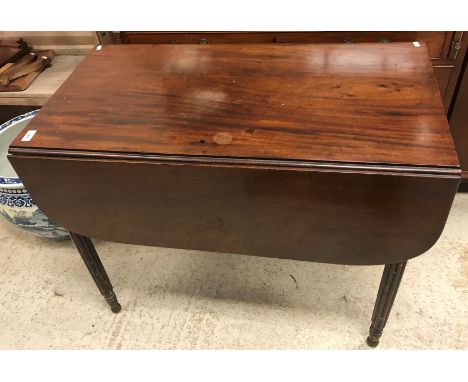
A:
8 42 461 266
8 155 460 265
10 43 459 169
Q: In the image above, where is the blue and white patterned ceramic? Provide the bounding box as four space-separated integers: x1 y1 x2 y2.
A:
0 110 68 239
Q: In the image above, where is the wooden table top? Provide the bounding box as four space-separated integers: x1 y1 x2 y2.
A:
8 43 461 266
11 43 459 170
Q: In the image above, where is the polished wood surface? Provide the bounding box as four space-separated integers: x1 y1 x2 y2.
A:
11 43 458 169
8 42 461 266
116 32 468 175
433 65 453 100
8 155 459 265
118 32 468 113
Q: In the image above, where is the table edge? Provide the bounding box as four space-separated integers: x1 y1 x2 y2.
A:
8 147 461 178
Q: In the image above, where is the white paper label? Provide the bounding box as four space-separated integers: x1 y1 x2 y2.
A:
413 41 421 47
21 130 37 142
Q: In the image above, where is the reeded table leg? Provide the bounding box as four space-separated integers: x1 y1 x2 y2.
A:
69 232 121 313
366 261 407 347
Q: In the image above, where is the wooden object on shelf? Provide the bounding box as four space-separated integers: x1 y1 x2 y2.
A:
0 38 30 67
0 32 98 55
8 43 460 345
0 50 55 91
0 55 85 105
0 32 94 108
0 63 14 75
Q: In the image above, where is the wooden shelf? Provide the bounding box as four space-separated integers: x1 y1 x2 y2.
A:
0 55 85 106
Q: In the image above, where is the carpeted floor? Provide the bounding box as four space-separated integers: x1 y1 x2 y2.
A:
0 195 467 349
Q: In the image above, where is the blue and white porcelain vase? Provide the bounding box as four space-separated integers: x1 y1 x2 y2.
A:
0 110 68 239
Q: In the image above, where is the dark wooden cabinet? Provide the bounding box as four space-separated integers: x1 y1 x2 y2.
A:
113 31 468 185
121 31 447 56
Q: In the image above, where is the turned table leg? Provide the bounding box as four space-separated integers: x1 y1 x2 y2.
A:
366 261 407 347
69 232 122 313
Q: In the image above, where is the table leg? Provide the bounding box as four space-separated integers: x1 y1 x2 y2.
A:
366 261 407 347
69 232 122 313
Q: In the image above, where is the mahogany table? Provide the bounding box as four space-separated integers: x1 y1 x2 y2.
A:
8 43 460 347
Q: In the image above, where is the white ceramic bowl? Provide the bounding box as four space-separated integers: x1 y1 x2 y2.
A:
0 111 68 239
